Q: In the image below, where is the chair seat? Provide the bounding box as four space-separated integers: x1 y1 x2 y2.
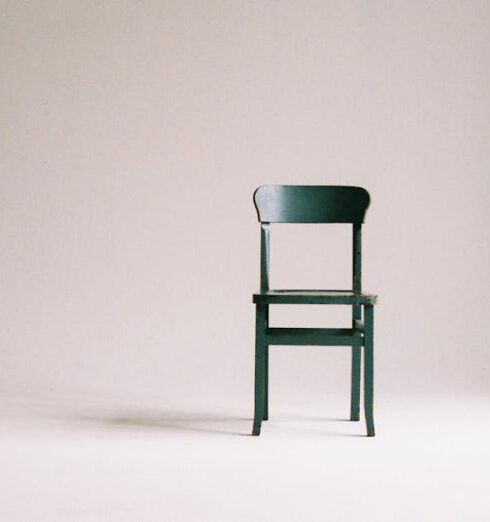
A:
253 289 377 305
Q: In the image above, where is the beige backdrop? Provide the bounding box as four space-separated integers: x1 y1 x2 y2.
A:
1 1 489 411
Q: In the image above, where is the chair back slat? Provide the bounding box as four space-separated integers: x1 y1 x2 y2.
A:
254 185 370 224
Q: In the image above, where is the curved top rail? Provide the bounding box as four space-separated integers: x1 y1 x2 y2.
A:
253 185 370 223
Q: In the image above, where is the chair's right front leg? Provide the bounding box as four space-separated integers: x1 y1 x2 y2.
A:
363 304 375 437
252 304 266 436
263 345 269 421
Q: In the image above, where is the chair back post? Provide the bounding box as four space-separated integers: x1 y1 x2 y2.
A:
260 223 270 292
352 223 362 323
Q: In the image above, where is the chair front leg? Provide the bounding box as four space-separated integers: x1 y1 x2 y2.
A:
252 304 267 436
263 345 269 420
363 304 375 437
263 305 269 420
350 337 361 421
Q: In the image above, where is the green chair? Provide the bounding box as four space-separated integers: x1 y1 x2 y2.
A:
252 185 377 437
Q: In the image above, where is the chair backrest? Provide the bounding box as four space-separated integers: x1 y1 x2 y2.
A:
253 185 370 224
253 185 371 294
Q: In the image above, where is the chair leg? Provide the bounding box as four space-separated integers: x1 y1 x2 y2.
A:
263 345 269 420
252 305 266 436
263 305 269 421
350 340 361 421
363 305 375 437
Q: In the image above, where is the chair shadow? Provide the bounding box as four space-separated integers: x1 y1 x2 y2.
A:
78 410 252 437
0 396 368 437
77 409 366 438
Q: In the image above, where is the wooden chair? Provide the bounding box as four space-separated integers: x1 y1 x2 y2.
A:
252 185 377 437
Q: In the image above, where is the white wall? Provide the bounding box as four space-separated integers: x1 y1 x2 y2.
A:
1 1 489 409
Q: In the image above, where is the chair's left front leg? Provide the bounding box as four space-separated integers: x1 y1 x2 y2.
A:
363 304 375 437
252 304 267 436
263 305 269 421
263 345 269 420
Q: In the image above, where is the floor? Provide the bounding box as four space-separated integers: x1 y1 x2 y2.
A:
0 395 488 521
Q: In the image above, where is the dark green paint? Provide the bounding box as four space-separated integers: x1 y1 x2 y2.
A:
260 224 270 292
266 328 357 346
364 305 375 437
252 185 377 437
350 223 362 421
253 290 376 305
263 305 269 421
254 185 370 223
253 304 267 436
